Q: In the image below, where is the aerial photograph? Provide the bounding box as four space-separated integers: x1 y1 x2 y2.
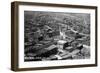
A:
24 11 90 62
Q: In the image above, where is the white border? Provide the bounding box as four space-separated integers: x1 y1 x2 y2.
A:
18 5 96 68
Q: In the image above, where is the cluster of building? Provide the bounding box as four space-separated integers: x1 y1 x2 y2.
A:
25 24 84 61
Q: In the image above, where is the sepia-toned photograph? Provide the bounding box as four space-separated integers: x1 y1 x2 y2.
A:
24 11 91 62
